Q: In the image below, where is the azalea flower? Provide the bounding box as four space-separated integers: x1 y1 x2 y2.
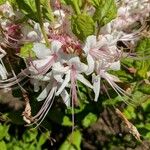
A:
29 40 62 75
53 57 93 105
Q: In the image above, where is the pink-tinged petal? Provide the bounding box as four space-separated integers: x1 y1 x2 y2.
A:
61 90 70 107
92 74 101 102
85 54 95 75
109 61 120 71
56 70 71 95
77 74 93 89
68 57 87 72
37 82 52 101
70 68 78 105
32 43 50 59
51 40 62 53
29 56 52 73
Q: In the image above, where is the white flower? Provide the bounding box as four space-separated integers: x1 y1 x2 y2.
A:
29 40 62 75
54 57 93 95
0 1 15 18
53 10 65 28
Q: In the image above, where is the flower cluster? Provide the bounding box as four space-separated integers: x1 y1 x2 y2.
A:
0 0 150 125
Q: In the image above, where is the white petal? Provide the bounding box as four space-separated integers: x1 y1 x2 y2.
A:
53 73 63 83
56 70 71 95
27 31 39 41
52 62 69 73
37 83 52 101
77 74 93 89
32 74 51 81
30 56 52 72
105 73 121 82
34 23 42 37
109 61 120 71
61 90 70 107
32 43 50 59
92 74 101 102
0 64 7 80
68 57 87 72
85 54 95 75
83 35 97 54
54 10 65 18
51 40 62 53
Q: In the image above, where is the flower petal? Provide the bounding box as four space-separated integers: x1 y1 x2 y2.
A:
61 90 70 107
77 74 93 89
92 74 101 102
37 82 52 101
109 61 120 71
56 70 71 95
51 40 62 53
0 64 7 80
32 43 50 59
85 54 95 75
83 35 97 54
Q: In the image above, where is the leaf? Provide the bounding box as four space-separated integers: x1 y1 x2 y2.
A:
123 106 136 120
136 37 150 52
138 83 150 95
82 112 97 128
19 43 35 58
71 14 95 41
93 0 117 26
134 38 150 79
59 130 82 150
23 129 38 142
0 141 6 150
40 0 54 22
15 0 38 21
62 116 73 126
38 131 50 147
0 124 9 140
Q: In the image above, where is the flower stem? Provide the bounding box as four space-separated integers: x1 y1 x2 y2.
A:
35 0 50 47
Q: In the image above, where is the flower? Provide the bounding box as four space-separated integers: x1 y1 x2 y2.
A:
0 1 15 18
53 57 93 105
29 40 62 75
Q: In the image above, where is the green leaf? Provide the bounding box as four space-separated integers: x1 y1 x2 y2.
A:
62 116 73 126
0 124 9 140
15 0 38 21
38 131 50 147
0 141 6 150
40 0 54 22
123 106 136 120
71 14 95 41
138 83 150 95
134 38 150 79
23 129 38 142
82 112 97 128
19 43 35 58
59 130 82 150
136 37 150 53
93 0 117 26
